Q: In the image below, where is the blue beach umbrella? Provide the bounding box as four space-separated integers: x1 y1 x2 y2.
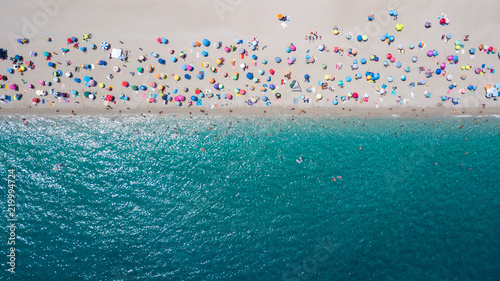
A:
171 56 177 62
74 78 81 83
202 39 210 46
252 54 257 60
357 35 363 42
84 76 91 82
181 64 187 71
333 99 338 105
246 72 253 79
184 74 191 80
191 95 197 101
360 58 367 64
405 67 410 72
202 51 208 57
286 47 291 53
388 76 394 82
396 62 402 68
161 37 168 44
275 57 281 63
346 76 352 82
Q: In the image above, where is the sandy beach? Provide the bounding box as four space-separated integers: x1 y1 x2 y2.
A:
1 0 500 117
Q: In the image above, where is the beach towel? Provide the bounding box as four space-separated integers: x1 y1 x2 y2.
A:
196 99 202 106
293 98 298 104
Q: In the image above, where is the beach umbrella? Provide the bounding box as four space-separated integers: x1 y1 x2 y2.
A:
202 51 208 57
360 58 367 64
149 81 157 88
362 35 368 41
252 54 258 60
113 66 120 72
352 93 359 99
401 75 406 81
396 62 402 68
246 72 253 79
137 67 144 73
170 56 177 62
447 74 453 81
186 64 193 71
412 56 418 62
181 64 187 71
357 35 362 42
122 81 129 87
202 39 210 47
398 44 403 50
99 83 105 88
184 74 191 80
74 78 81 83
139 85 146 91
197 73 203 79
174 75 180 81
101 42 110 50
43 51 50 57
388 76 394 82
290 44 296 51
389 36 395 42
161 37 168 44
88 80 95 86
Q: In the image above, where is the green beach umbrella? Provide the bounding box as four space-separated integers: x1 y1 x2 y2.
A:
316 94 323 100
322 64 327 69
253 77 258 83
131 85 138 90
232 74 238 80
137 67 144 73
84 91 90 97
362 35 368 41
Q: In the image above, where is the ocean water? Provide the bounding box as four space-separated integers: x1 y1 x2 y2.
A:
1 115 499 281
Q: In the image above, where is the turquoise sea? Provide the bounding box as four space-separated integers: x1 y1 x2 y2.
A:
1 115 499 281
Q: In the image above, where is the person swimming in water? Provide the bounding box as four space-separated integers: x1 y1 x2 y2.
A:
296 156 303 164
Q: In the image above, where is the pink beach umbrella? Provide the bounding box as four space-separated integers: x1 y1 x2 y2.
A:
427 50 433 57
174 96 180 101
389 57 395 62
186 64 193 71
39 80 45 85
168 48 174 54
440 62 446 69
9 84 17 90
88 80 95 86
287 58 293 64
224 46 230 53
180 95 185 101
27 84 34 89
290 44 296 51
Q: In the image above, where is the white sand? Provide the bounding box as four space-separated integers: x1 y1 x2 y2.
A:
1 0 499 117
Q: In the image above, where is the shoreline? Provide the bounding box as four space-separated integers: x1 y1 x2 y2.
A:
1 106 497 119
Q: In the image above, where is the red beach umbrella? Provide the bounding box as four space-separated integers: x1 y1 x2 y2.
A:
157 37 162 43
352 92 359 99
122 81 129 87
195 89 201 94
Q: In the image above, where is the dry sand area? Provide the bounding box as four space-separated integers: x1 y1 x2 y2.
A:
1 0 499 117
